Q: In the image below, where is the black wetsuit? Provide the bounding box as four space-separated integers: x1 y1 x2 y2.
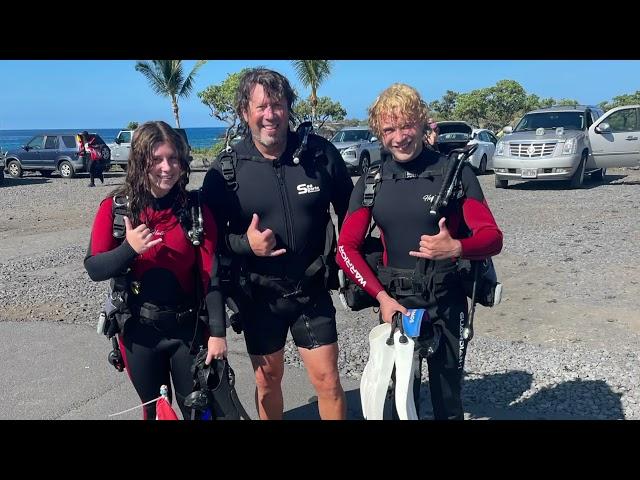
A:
202 131 353 355
336 146 503 419
84 187 224 419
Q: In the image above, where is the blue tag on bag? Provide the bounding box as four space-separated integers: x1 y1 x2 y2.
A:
402 309 427 338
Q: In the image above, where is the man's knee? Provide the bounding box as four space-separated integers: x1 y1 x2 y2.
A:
252 357 285 390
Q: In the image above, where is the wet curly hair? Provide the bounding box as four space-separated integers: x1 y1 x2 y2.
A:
368 83 429 139
111 120 191 226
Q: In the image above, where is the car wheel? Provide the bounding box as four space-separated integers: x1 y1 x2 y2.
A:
359 152 370 174
569 152 587 189
495 176 508 189
120 164 128 173
591 167 606 182
58 160 75 178
7 160 22 178
101 146 111 161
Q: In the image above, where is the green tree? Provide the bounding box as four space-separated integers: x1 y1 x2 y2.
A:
453 88 489 128
599 91 640 111
198 69 250 145
135 60 206 128
290 60 333 126
483 80 528 132
293 96 346 129
126 121 139 130
428 90 459 120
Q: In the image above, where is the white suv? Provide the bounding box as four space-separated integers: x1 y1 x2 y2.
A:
330 126 382 174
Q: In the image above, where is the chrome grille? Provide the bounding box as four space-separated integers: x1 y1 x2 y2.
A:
509 142 556 157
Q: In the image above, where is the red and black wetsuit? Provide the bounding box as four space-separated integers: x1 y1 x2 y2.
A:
336 146 503 419
85 135 104 186
84 187 224 419
202 131 353 356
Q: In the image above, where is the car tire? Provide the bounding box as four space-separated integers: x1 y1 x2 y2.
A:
591 167 606 182
58 160 75 178
359 152 370 174
495 176 508 189
7 160 22 178
120 164 128 173
569 152 587 189
101 146 111 161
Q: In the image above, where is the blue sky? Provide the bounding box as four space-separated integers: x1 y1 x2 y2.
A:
1 60 639 130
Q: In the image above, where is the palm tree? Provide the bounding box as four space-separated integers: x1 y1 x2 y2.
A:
290 60 333 127
135 60 207 128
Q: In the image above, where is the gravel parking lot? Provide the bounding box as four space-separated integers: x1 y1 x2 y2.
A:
1 164 638 419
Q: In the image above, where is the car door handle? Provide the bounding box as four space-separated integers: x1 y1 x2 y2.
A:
625 136 638 140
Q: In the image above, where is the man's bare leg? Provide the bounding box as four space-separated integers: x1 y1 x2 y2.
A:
298 343 346 420
250 349 285 420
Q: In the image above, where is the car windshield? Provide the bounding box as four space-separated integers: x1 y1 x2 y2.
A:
515 112 585 131
331 130 369 142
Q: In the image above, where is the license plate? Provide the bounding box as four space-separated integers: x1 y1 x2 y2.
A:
521 168 537 178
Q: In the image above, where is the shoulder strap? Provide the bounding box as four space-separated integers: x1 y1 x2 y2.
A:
112 195 129 240
292 121 314 164
219 149 238 191
362 163 382 207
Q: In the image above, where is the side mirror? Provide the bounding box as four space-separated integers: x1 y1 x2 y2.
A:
595 122 611 134
503 126 513 134
370 136 378 143
114 138 121 144
23 145 30 151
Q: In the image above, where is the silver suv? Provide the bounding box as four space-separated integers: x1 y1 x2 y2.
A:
493 105 607 188
330 126 382 174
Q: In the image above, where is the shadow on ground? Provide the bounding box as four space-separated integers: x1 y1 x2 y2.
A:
284 370 624 420
506 174 628 191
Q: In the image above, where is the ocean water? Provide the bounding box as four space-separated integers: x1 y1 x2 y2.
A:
0 127 228 153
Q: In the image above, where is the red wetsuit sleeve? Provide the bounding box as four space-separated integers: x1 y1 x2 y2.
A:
336 207 385 299
84 197 138 281
91 198 118 254
457 197 503 260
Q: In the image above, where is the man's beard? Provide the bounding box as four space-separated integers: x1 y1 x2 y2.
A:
255 128 285 148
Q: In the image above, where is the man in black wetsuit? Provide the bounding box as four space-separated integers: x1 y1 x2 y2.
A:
202 68 354 420
336 84 503 419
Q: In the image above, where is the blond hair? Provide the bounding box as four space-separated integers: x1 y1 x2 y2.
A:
368 83 429 139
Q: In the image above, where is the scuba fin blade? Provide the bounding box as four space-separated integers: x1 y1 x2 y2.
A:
393 331 419 420
360 323 396 420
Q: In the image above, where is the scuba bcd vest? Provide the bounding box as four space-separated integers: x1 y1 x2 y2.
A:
215 122 341 334
98 189 206 340
338 144 502 318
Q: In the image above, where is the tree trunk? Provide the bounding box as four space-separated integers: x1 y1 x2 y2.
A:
311 88 318 128
172 97 181 128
